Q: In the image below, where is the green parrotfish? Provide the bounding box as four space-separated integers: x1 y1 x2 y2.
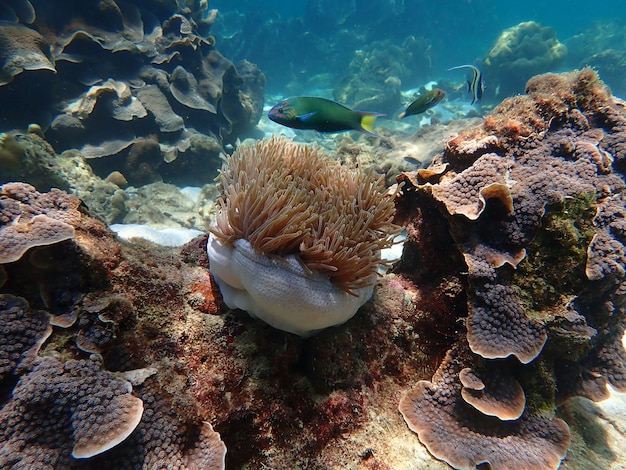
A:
398 88 445 119
268 97 384 138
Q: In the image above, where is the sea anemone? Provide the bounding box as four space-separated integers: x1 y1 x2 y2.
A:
207 136 401 337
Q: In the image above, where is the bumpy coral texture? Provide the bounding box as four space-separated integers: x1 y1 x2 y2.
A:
0 290 227 470
88 377 227 469
0 356 143 464
398 69 626 469
210 135 401 294
0 294 51 380
0 182 82 263
399 346 570 470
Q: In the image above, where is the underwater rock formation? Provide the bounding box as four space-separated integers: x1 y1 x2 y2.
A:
395 68 626 469
0 0 265 186
564 20 626 99
334 37 433 115
482 21 567 101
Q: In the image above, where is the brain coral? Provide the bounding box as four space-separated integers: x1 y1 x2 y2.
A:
208 136 401 336
396 68 626 468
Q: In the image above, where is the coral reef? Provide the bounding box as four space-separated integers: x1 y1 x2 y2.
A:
0 132 218 228
564 20 626 98
0 0 265 187
483 21 567 101
0 183 227 469
0 182 82 263
2 52 626 469
395 68 626 469
333 38 433 115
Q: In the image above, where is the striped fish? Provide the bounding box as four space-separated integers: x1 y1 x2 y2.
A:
449 65 484 104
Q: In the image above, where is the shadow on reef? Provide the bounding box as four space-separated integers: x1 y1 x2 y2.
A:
1 69 626 469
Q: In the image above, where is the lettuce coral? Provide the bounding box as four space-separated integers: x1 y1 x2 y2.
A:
207 136 401 337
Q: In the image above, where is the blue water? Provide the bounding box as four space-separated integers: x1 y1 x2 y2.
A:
211 0 626 98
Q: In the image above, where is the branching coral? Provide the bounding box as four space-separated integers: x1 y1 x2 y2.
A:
208 136 401 336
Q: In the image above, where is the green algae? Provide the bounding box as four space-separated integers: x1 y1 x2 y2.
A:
515 192 597 318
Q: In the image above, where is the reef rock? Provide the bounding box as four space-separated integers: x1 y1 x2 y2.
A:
2 69 626 469
334 38 432 115
483 21 567 100
395 68 626 469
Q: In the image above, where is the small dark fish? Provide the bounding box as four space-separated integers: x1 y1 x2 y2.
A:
449 65 484 104
268 97 385 138
398 88 445 119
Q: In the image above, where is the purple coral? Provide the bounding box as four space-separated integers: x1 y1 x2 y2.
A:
0 294 51 381
0 357 143 466
0 182 82 264
396 68 626 468
399 346 570 470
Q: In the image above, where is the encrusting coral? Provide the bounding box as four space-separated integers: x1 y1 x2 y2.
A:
0 182 82 263
208 136 401 336
395 68 626 469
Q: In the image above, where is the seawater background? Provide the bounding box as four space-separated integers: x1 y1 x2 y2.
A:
210 0 626 98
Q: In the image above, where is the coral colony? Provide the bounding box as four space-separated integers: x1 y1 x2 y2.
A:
0 0 626 468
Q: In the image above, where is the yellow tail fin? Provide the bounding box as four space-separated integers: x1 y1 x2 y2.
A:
358 113 384 138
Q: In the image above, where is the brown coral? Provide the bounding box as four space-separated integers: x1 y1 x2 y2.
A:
210 136 401 294
396 68 626 468
399 346 570 470
0 356 144 463
0 182 82 264
0 22 55 85
0 294 51 380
